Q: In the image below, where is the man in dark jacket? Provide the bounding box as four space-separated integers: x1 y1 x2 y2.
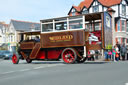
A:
120 43 127 61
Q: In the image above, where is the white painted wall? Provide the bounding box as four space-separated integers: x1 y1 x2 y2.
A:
104 7 107 11
89 0 100 13
89 7 92 13
8 22 17 46
99 4 102 12
0 26 7 44
111 5 118 17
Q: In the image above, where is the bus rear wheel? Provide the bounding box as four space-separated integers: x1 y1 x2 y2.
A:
62 48 77 64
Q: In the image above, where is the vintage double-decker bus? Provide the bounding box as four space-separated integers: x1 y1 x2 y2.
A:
12 11 114 64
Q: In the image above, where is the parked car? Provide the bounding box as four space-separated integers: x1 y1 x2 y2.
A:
0 51 4 59
0 50 13 60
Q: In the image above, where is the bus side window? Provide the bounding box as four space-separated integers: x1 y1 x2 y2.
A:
55 22 67 30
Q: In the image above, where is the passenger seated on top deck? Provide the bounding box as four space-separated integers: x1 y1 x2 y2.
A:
23 37 30 42
35 36 40 42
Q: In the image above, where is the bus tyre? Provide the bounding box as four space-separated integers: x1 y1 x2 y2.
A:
12 54 19 64
62 48 77 64
26 58 32 63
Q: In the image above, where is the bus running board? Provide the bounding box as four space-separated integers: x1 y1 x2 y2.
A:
29 43 41 59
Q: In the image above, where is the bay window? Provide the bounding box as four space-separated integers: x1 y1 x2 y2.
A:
122 20 125 32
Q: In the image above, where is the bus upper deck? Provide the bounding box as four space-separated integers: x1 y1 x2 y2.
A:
40 12 102 33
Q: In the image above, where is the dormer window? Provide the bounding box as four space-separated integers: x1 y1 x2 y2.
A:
122 4 126 16
93 5 99 13
72 8 76 16
82 8 88 14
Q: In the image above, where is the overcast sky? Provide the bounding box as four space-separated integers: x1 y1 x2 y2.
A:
0 0 83 23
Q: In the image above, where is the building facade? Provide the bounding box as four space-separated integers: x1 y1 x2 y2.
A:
68 0 128 46
0 22 9 48
7 20 40 52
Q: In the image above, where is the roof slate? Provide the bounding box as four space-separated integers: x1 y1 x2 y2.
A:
78 0 93 9
98 0 121 7
11 20 40 32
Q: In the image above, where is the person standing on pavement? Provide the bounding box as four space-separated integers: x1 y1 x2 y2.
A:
108 50 112 61
104 49 108 61
95 50 99 60
120 43 127 61
115 45 119 61
112 46 116 61
87 51 91 61
116 42 121 60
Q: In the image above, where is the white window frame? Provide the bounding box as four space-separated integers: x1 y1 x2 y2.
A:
41 15 85 33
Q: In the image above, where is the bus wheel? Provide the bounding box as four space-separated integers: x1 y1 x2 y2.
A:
62 48 77 64
12 54 19 64
26 58 32 63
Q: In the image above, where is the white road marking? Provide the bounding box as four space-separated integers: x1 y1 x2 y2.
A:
33 66 45 69
19 69 30 72
47 64 64 67
0 64 65 75
1 71 16 75
125 83 128 85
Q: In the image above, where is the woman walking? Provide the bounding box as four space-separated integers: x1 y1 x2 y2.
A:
115 45 119 61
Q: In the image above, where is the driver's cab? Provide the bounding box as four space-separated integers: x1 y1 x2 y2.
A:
19 31 40 50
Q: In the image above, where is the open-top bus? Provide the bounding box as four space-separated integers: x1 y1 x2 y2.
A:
12 11 114 64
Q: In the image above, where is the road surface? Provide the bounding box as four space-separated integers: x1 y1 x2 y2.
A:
0 60 128 85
